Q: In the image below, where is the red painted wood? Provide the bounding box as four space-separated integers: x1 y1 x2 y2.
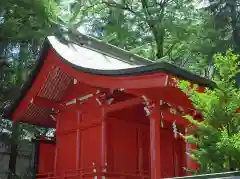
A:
37 138 55 175
54 114 59 174
33 96 60 109
60 82 98 104
107 117 140 174
127 87 195 111
162 110 189 127
186 143 199 174
53 97 105 178
106 105 150 178
139 124 150 176
35 94 190 179
76 111 81 170
160 129 174 178
101 102 107 168
106 97 142 113
174 138 186 177
55 110 78 176
12 62 55 122
150 109 161 179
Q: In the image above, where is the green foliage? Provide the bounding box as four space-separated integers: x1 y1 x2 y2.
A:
178 50 240 173
0 0 60 41
0 0 67 137
65 0 234 77
204 0 240 52
84 0 210 62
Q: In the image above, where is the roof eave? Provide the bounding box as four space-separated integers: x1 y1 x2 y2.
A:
4 34 216 121
3 40 51 120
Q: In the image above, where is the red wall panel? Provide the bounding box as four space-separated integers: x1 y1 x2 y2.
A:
50 97 187 179
174 139 186 177
159 124 187 178
160 129 175 178
81 125 102 169
107 117 150 178
108 118 138 173
56 110 78 175
138 124 150 174
57 133 77 174
38 142 55 174
55 104 103 177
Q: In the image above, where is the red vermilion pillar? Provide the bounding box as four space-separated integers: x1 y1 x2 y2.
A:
98 93 107 176
76 111 81 170
149 107 161 179
101 105 107 167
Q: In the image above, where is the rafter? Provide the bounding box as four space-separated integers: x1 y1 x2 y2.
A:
32 96 60 110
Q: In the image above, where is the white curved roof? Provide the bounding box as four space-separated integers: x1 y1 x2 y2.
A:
48 36 142 70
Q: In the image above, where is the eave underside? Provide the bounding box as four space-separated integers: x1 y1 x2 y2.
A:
18 67 73 127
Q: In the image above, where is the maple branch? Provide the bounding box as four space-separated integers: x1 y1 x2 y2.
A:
102 1 145 20
163 41 178 57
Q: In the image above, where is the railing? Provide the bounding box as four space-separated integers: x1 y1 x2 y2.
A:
36 172 55 179
35 166 240 179
36 171 240 179
164 171 240 179
36 173 149 179
35 166 149 179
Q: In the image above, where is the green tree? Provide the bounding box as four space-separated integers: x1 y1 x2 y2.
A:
0 0 94 140
203 0 240 53
0 0 81 119
68 0 228 77
178 50 240 173
83 0 208 61
0 0 64 141
0 0 61 41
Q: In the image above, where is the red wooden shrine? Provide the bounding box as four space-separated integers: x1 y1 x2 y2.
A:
8 33 213 179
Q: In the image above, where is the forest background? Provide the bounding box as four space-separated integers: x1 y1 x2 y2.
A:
0 0 240 175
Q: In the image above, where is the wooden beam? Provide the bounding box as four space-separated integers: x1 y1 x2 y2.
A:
125 89 198 114
106 97 142 112
160 110 189 127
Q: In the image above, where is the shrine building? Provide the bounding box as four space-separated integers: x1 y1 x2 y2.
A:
7 32 214 179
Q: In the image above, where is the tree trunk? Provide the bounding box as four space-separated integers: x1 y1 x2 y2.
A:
8 121 20 179
152 25 165 59
228 0 240 88
229 0 240 52
8 42 28 178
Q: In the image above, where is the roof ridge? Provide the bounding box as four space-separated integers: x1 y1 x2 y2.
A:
55 29 154 65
